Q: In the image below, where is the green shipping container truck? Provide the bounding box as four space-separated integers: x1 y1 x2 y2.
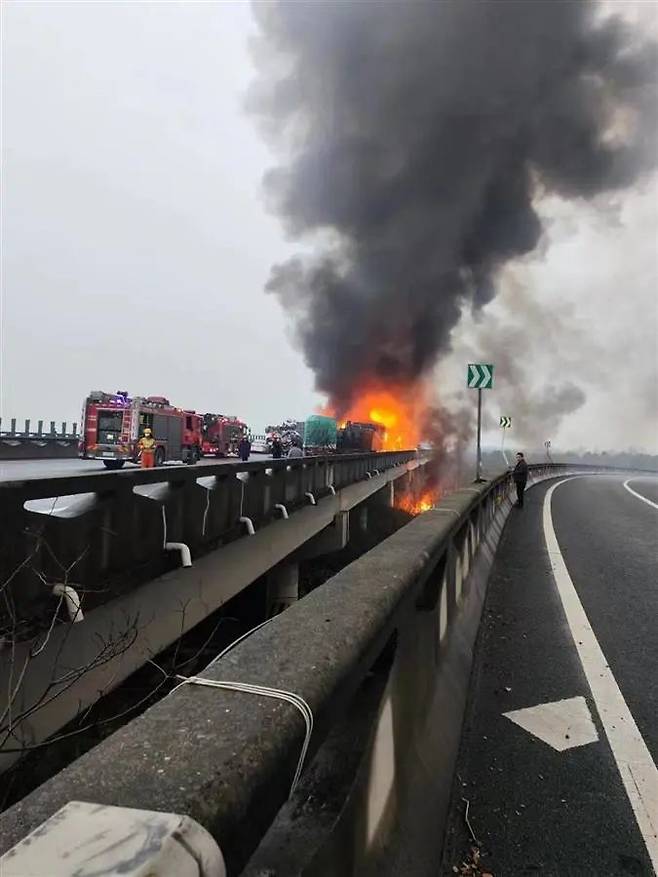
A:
303 415 337 452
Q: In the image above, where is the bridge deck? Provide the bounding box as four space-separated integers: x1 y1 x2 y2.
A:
441 475 657 876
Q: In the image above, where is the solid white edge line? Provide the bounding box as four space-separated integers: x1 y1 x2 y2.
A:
544 478 658 871
623 479 658 511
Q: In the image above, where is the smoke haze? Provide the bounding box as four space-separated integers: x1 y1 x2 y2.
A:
251 0 657 410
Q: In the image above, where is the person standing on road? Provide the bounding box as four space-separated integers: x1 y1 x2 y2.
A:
271 435 283 459
238 435 251 462
287 442 303 459
138 427 156 469
513 452 529 508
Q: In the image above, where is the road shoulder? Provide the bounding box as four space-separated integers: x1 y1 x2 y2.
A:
440 478 653 876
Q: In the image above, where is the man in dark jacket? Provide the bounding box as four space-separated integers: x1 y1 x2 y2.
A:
238 435 251 462
513 452 529 508
271 436 283 459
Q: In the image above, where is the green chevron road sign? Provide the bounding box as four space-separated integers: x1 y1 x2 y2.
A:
467 363 494 389
500 416 512 428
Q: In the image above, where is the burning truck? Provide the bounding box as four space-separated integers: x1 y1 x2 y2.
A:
302 415 386 454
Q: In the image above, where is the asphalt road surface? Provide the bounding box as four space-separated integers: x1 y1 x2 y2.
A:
442 473 657 876
0 454 273 482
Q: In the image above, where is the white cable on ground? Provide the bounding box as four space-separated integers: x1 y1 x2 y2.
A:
174 675 313 798
216 617 275 660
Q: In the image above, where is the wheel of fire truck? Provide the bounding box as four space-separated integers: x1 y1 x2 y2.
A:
102 460 125 470
154 447 166 467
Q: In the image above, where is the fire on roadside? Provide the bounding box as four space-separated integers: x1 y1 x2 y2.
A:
396 488 438 515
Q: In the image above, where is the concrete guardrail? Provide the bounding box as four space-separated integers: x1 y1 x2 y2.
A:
0 451 419 631
1 462 615 875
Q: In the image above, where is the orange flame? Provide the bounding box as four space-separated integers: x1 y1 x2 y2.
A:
396 488 439 515
326 382 428 451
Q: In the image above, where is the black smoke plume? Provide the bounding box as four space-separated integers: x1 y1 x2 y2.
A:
250 1 657 410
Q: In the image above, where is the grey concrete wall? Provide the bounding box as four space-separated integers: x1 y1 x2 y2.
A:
0 465 588 873
0 454 427 773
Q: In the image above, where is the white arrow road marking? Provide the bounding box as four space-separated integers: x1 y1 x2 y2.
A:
481 364 492 386
623 479 658 510
503 696 598 752
544 478 658 870
468 365 479 388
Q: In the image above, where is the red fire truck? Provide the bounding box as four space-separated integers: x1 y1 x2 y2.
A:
79 391 203 469
201 414 246 457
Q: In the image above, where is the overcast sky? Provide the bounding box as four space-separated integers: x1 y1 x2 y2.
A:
2 1 657 450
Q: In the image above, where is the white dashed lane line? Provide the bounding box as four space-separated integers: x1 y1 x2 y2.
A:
544 478 658 871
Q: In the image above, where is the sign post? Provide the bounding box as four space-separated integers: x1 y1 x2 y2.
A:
467 364 494 481
500 416 512 467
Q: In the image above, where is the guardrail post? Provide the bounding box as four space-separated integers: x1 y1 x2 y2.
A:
61 421 67 436
72 422 78 436
10 418 16 435
24 418 30 436
37 419 43 436
49 420 56 435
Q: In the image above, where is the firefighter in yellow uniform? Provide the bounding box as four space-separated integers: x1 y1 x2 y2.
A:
138 427 156 468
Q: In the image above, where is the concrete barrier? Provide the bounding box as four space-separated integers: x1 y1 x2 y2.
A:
0 464 601 874
0 450 419 625
0 451 429 772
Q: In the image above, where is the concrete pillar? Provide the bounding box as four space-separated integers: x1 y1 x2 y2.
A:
357 505 368 533
372 481 395 509
298 511 349 559
267 562 299 617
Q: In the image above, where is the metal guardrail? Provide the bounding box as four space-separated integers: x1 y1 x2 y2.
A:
0 419 78 440
0 461 598 872
0 451 418 630
0 419 80 461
